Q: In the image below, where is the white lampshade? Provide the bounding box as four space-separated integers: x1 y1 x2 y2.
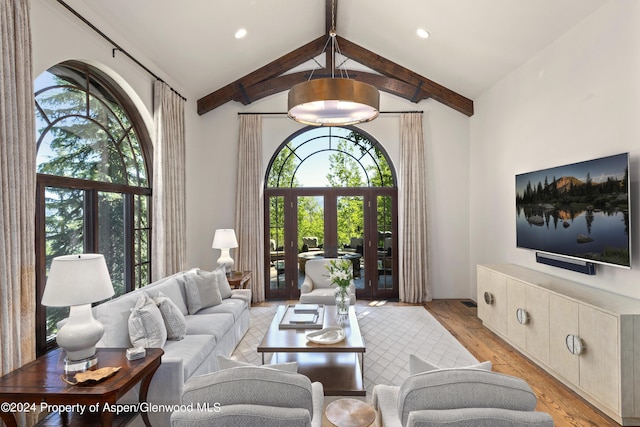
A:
212 229 238 273
41 253 114 372
42 254 114 307
212 229 238 249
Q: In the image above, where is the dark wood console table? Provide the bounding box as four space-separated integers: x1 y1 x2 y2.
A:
228 270 252 289
0 347 163 427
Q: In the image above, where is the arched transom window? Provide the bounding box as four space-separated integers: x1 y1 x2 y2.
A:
267 127 395 188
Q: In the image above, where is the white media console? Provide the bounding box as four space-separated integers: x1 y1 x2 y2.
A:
477 264 640 426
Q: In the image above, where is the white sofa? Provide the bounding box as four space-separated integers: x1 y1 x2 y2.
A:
299 258 356 305
93 267 251 426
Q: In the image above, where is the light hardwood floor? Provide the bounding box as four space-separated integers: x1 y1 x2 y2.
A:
424 299 620 427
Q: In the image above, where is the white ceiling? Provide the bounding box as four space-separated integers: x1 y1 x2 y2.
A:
62 0 607 107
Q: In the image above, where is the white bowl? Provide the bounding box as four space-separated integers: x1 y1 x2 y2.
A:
306 326 346 344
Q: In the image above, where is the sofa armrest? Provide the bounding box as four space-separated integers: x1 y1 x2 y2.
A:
171 404 312 427
407 408 554 427
300 276 313 294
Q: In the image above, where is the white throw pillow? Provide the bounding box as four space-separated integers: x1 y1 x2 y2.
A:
409 354 492 376
212 266 233 299
128 293 167 348
184 271 222 314
217 355 298 373
153 292 187 340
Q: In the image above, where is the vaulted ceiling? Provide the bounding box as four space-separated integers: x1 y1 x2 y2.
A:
61 0 607 117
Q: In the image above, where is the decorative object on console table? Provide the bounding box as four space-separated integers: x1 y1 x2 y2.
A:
41 254 114 373
227 270 252 289
212 228 238 273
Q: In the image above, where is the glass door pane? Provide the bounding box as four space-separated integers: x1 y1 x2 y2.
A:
44 187 85 342
337 196 364 290
376 195 394 292
268 195 286 291
297 195 324 289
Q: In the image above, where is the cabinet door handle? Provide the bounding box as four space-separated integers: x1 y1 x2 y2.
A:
483 291 495 305
516 308 529 325
565 334 585 355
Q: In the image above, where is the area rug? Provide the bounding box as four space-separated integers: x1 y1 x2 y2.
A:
231 305 478 397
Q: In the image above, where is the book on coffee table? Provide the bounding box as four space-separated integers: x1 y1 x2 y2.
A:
293 304 320 313
289 313 318 324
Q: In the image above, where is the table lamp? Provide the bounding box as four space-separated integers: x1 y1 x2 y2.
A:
41 254 114 373
212 229 238 274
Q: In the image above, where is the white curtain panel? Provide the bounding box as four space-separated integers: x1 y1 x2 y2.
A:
235 115 265 303
398 113 432 303
0 0 36 379
152 80 186 281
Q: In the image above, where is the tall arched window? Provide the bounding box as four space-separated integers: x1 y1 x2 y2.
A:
265 126 398 301
34 61 152 355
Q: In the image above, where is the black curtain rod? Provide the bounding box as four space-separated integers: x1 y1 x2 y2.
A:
238 111 423 115
55 0 187 102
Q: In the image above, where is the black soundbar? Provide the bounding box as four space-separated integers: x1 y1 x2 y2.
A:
535 252 596 275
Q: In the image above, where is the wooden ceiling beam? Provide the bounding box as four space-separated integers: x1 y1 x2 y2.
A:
197 0 474 116
197 36 326 115
232 70 433 106
337 36 473 116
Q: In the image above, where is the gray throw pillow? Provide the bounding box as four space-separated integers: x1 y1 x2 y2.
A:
212 266 233 299
153 291 187 340
128 293 167 348
409 354 492 376
184 272 222 314
217 355 298 373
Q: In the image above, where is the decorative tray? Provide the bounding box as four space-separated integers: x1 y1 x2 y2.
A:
306 326 346 344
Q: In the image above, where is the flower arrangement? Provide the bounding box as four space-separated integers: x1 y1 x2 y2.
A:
326 259 353 296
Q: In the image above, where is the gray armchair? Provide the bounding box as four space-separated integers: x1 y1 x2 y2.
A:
372 368 553 427
171 366 324 427
299 258 356 305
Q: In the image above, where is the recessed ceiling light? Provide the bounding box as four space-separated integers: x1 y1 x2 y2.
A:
235 28 247 39
416 28 430 39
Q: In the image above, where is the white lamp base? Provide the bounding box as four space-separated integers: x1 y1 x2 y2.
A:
64 354 99 373
217 248 235 274
56 303 105 372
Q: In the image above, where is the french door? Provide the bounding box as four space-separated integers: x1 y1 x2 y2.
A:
265 187 397 300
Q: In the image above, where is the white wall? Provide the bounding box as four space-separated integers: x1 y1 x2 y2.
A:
191 92 471 298
470 1 640 299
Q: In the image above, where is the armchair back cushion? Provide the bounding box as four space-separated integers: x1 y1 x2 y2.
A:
181 366 315 417
304 259 333 289
398 368 537 426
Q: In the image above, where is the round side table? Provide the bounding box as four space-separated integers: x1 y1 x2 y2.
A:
325 398 376 427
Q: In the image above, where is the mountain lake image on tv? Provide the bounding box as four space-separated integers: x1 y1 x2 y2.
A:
516 153 630 268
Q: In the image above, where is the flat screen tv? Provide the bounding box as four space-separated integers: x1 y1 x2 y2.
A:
516 153 631 268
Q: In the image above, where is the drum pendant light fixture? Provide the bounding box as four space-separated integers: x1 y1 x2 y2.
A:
288 1 379 126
